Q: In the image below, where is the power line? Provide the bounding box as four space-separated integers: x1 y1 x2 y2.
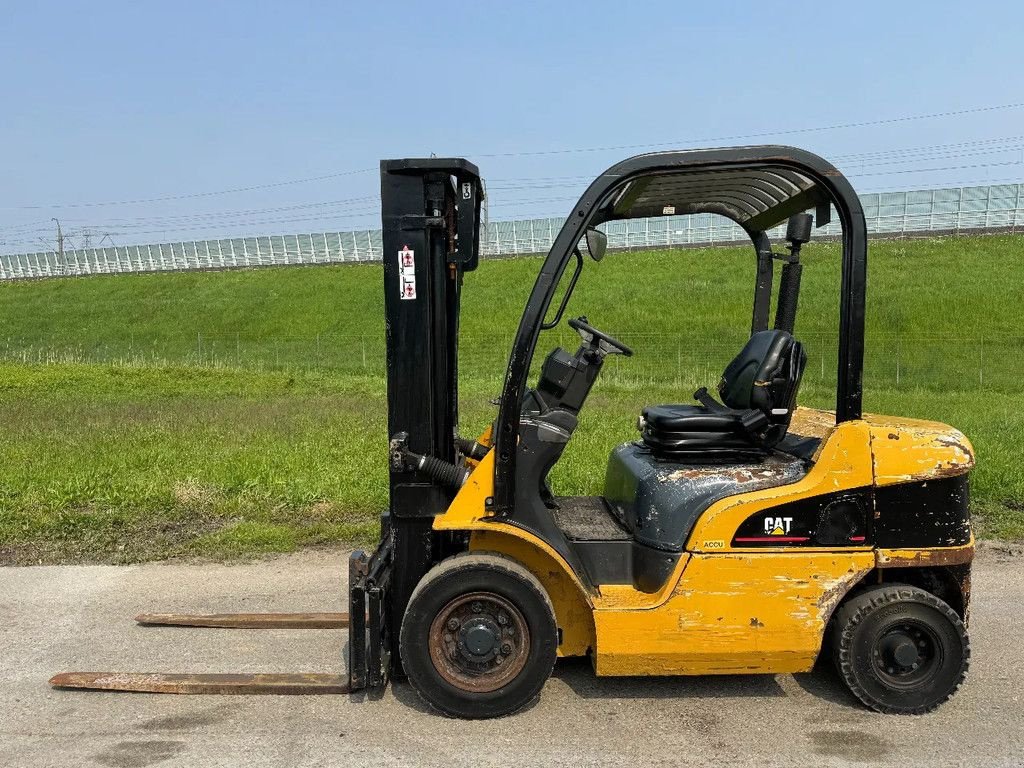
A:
829 134 1024 162
472 101 1024 158
860 173 1024 193
848 159 1024 178
4 168 377 212
5 100 1023 214
8 132 1016 233
51 196 382 231
0 199 384 240
4 108 1024 249
6 154 1023 247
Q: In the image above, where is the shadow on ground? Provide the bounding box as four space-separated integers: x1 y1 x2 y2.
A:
384 655 864 717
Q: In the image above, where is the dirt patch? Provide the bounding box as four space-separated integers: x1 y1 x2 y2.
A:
141 705 235 732
93 740 186 768
172 480 221 507
0 502 376 566
976 538 1024 561
809 730 892 763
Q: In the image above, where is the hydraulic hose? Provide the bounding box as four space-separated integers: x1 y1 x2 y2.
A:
455 436 490 461
402 449 471 490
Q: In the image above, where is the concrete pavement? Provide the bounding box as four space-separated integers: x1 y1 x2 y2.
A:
2 546 1022 767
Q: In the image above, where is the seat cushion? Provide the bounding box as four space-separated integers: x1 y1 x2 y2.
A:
639 330 807 460
640 403 766 459
642 404 742 432
719 330 795 410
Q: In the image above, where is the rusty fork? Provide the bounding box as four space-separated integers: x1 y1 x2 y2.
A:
49 611 352 695
134 612 350 629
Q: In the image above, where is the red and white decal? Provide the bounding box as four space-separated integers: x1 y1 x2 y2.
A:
398 245 416 300
734 516 809 544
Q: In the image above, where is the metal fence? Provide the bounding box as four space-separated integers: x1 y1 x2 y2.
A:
3 183 1023 280
1 329 1018 395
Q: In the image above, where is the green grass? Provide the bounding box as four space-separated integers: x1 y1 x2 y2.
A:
1 234 1022 563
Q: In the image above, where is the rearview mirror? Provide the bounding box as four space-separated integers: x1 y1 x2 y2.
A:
585 228 607 262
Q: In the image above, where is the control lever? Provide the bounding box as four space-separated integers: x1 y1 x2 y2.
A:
567 316 633 357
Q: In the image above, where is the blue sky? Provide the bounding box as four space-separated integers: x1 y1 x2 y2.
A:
2 1 1023 251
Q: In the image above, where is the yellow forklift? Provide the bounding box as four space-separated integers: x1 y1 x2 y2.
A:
52 147 974 718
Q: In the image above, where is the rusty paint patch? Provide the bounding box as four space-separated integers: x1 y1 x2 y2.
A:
816 579 849 615
876 544 974 568
869 420 976 486
811 570 869 649
662 457 796 485
958 569 972 626
929 461 971 480
788 407 835 439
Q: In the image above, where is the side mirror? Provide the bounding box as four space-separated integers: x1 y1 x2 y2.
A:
585 228 607 262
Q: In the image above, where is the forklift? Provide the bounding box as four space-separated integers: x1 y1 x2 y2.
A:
52 146 974 718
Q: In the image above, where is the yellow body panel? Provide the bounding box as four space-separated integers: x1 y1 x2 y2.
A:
593 551 874 675
433 406 973 677
863 413 975 486
687 417 874 552
469 529 596 657
788 406 838 443
436 451 598 657
476 424 493 446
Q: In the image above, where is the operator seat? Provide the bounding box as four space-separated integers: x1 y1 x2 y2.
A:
639 329 806 461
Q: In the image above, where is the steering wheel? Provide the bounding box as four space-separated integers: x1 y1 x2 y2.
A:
568 316 634 357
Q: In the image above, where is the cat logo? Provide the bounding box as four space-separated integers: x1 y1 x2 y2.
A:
764 516 794 536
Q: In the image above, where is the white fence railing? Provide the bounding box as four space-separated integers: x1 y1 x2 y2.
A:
3 183 1022 280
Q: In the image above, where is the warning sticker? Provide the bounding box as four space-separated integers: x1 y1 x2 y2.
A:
662 205 676 215
398 245 416 300
401 274 416 299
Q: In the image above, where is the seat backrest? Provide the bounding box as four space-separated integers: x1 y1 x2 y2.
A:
718 330 807 438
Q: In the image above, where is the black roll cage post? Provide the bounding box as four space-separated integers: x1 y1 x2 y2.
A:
490 146 868 517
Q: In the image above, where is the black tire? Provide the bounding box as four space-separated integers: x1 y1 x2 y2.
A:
399 552 557 718
832 583 969 715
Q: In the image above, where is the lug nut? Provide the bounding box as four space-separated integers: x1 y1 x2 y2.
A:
497 612 509 626
447 618 460 631
471 602 482 613
501 642 512 655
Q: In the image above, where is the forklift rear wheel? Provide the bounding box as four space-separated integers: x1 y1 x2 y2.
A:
399 552 557 718
832 584 969 714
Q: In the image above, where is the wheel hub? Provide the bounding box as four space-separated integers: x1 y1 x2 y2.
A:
886 636 920 668
873 622 939 684
461 618 501 659
428 591 530 693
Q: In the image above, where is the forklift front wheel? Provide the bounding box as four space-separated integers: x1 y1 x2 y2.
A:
832 583 970 714
399 552 557 718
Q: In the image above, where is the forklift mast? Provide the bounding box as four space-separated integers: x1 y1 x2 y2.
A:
349 158 484 687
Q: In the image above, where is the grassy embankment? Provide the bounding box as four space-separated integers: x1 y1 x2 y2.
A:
0 234 1022 563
